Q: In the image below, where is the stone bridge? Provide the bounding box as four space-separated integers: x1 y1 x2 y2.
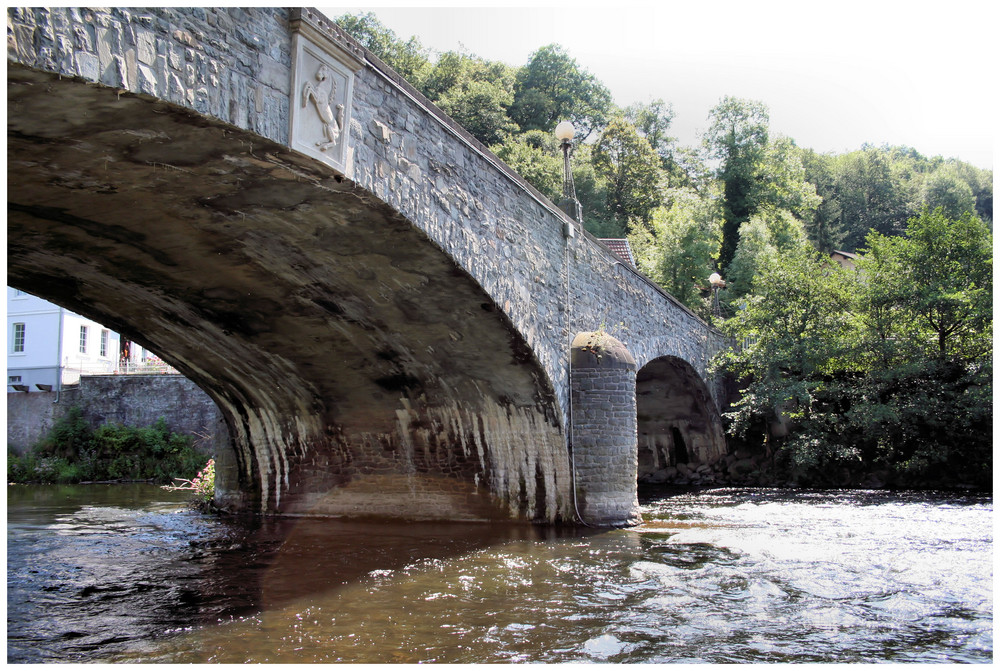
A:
7 7 730 526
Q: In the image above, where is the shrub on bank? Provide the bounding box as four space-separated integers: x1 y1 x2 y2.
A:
162 458 216 510
7 407 205 484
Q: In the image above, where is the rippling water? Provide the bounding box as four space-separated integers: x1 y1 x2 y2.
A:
6 484 992 663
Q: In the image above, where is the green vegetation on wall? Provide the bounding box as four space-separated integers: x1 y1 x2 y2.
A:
7 407 206 484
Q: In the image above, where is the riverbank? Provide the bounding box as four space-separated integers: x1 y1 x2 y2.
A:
639 445 989 493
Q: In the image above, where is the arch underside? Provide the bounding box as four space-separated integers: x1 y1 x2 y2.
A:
7 67 570 522
635 356 727 479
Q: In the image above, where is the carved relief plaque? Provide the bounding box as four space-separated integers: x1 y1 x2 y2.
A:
289 10 364 176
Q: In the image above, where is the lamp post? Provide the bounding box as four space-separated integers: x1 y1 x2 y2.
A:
708 272 726 318
555 120 583 223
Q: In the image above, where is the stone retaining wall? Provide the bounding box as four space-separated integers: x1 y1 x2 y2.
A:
6 376 226 456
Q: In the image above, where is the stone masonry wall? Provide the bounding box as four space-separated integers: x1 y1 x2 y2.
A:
6 7 292 144
569 332 642 526
6 376 226 456
6 391 62 455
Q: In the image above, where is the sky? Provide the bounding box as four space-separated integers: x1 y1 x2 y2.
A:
322 1 995 170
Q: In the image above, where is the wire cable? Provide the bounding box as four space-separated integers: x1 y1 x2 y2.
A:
564 235 593 527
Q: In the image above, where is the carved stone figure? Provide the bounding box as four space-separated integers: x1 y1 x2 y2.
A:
302 64 345 152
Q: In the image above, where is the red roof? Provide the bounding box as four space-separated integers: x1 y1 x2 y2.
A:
598 239 635 267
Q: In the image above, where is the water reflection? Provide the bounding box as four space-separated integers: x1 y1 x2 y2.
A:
7 484 992 663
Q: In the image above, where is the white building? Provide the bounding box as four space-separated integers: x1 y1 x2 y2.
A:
6 287 162 392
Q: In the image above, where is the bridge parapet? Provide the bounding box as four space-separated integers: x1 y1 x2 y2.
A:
8 7 293 141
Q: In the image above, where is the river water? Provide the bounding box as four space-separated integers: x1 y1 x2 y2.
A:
6 484 992 663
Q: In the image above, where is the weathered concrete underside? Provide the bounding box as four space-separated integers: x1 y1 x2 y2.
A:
8 66 571 522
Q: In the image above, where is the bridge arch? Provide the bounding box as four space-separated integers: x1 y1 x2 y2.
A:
7 68 571 522
635 355 727 482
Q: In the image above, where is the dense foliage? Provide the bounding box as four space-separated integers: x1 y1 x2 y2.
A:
335 13 993 489
334 13 990 303
717 209 992 488
7 407 206 484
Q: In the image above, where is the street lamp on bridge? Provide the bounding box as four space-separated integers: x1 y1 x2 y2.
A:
555 120 583 225
709 272 726 318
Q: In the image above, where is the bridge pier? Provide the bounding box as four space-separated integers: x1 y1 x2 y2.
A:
569 332 642 527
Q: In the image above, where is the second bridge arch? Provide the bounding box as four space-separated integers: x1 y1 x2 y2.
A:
635 356 728 483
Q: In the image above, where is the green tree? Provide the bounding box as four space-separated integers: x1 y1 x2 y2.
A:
421 49 472 100
623 99 676 166
335 12 431 86
756 137 821 225
800 148 845 253
832 147 915 251
718 247 854 458
490 130 563 202
438 80 519 146
670 144 716 194
844 208 993 485
704 96 770 270
423 51 519 146
877 208 992 357
570 143 617 236
592 116 662 231
922 164 977 219
948 160 993 224
724 207 808 298
725 215 775 298
705 98 822 273
491 129 621 237
718 207 992 488
629 186 721 310
510 44 613 140
844 232 916 370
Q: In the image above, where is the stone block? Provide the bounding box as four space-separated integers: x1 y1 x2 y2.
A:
136 27 156 65
76 51 100 80
137 62 157 95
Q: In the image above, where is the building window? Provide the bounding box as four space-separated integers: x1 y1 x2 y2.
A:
79 325 88 354
12 323 25 353
100 329 109 357
9 375 22 384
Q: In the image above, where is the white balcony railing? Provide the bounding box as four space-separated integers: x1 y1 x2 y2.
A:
113 359 180 375
65 357 180 377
